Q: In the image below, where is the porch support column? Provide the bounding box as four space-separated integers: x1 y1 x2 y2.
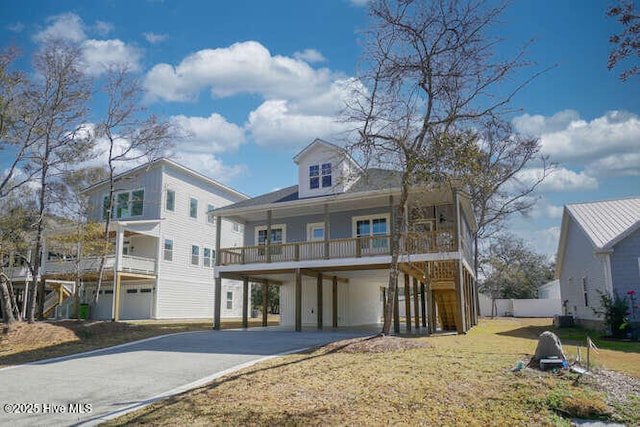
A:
413 277 420 329
420 282 428 331
242 277 249 329
262 281 269 327
332 276 338 328
295 269 302 332
111 225 125 322
428 283 437 335
317 273 323 329
454 260 466 334
214 276 222 330
214 214 222 330
266 210 272 263
324 204 330 259
393 276 400 334
404 273 411 332
112 273 122 322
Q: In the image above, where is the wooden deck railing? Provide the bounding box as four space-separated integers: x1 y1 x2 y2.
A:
218 231 457 266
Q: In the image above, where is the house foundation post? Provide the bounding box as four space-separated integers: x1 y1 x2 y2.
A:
295 269 302 332
262 281 269 327
393 276 400 334
242 277 249 329
332 276 338 328
317 273 323 329
413 277 420 329
404 273 411 332
213 276 222 330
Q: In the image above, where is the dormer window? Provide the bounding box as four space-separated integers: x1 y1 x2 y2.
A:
321 163 332 187
310 165 320 189
309 163 332 190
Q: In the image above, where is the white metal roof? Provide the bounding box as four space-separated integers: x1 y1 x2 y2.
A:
565 196 640 249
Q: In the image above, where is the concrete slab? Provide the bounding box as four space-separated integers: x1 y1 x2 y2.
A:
0 328 375 426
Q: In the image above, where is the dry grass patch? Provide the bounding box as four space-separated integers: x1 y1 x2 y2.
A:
107 318 640 426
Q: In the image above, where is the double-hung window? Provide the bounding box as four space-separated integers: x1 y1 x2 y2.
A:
191 245 200 266
203 247 215 267
226 291 233 310
189 197 198 219
166 189 175 212
354 215 389 254
105 189 145 220
309 163 332 190
207 204 215 224
164 239 173 261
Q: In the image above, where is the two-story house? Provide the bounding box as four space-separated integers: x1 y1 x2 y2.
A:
212 139 478 334
40 158 248 321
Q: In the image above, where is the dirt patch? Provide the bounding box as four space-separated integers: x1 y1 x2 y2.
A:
324 335 430 353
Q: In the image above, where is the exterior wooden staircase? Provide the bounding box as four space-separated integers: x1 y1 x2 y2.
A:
43 282 75 318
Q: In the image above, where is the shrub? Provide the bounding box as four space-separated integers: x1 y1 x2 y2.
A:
593 291 629 339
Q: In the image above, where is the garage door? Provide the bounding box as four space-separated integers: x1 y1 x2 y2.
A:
120 286 154 320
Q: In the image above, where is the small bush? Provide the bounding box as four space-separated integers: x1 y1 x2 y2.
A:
593 291 630 339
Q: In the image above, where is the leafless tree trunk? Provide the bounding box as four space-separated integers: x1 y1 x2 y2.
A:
348 0 546 335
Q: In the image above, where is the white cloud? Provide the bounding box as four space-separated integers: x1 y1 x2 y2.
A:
518 167 598 192
143 32 168 44
513 110 640 178
171 113 246 153
33 13 141 77
34 13 86 43
7 22 25 33
246 100 350 149
171 152 247 183
143 41 341 103
293 49 326 63
349 0 370 6
81 39 142 76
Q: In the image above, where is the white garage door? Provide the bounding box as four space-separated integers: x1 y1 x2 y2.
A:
120 286 154 320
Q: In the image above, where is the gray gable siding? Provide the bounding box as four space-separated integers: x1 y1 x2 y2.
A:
610 229 640 296
559 218 607 321
242 206 393 246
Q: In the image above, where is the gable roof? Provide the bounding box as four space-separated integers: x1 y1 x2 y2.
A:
81 158 248 201
292 138 363 172
565 197 640 249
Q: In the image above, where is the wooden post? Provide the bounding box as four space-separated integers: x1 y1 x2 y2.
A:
420 282 427 329
324 204 330 259
393 276 400 334
317 273 323 329
413 277 420 329
113 273 121 322
262 281 269 327
332 276 338 328
404 273 411 332
382 287 387 327
242 277 249 329
295 269 302 332
454 261 465 334
213 276 222 330
266 210 272 263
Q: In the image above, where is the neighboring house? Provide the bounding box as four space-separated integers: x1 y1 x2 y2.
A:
38 158 248 320
556 197 640 330
212 139 479 334
538 279 561 300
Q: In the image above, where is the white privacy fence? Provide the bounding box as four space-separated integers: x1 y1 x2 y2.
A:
479 294 562 318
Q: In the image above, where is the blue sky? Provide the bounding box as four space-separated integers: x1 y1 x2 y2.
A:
2 0 639 259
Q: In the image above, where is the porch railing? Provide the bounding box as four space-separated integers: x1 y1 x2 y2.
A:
43 254 157 275
218 230 457 266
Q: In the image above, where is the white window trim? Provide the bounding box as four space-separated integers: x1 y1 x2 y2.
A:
165 188 176 213
163 238 174 262
307 222 325 241
254 224 287 245
351 214 391 238
189 196 199 220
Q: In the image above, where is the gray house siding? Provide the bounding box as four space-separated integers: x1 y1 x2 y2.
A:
559 219 608 324
611 230 640 296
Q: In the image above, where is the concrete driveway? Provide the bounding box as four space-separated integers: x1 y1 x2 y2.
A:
0 327 376 426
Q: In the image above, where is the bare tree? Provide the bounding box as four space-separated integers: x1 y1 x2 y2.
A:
607 0 640 81
18 39 94 321
93 67 176 307
348 0 544 335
